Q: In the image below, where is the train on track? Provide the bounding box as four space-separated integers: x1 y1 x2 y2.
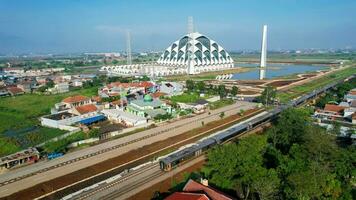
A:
159 75 355 171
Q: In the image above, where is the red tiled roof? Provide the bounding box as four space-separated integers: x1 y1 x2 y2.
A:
108 81 154 89
324 104 346 113
91 96 102 102
63 95 89 104
74 104 97 115
165 192 209 200
183 180 234 200
349 91 356 95
7 87 24 95
150 92 167 99
111 99 127 106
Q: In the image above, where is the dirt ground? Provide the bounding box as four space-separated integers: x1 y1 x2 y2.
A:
2 109 260 200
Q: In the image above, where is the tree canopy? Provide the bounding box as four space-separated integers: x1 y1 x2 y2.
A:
202 107 356 199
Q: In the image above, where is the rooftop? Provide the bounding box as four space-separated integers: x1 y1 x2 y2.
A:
324 104 346 113
74 104 98 115
78 115 106 125
108 81 154 89
150 92 167 99
165 192 209 200
7 87 24 95
183 179 234 200
62 95 90 104
44 111 77 120
130 98 163 108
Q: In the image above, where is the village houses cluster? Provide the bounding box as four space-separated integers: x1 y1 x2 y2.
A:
39 80 212 139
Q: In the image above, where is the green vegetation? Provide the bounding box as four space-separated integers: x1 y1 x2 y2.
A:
278 66 356 102
209 99 234 110
202 108 356 199
170 93 201 103
315 78 356 108
256 86 277 105
154 113 173 121
231 86 238 96
43 129 99 153
0 87 98 156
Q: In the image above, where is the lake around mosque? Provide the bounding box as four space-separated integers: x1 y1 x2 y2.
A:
232 63 330 80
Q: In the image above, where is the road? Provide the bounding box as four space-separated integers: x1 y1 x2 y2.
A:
0 101 256 198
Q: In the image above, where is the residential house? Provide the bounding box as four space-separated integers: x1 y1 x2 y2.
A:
314 104 346 120
159 82 183 96
48 82 69 94
178 99 209 114
351 100 356 108
0 86 9 97
344 89 356 103
62 95 92 109
7 87 24 96
99 81 155 98
101 109 147 127
165 179 234 200
17 81 33 93
71 79 83 87
70 104 98 118
41 111 81 130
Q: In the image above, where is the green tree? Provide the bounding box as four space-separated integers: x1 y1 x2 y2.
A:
186 80 195 92
203 135 280 199
196 81 206 92
231 86 238 96
267 108 310 154
46 80 55 88
218 84 227 99
257 86 277 105
219 112 225 119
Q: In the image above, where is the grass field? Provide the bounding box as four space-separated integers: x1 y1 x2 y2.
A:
170 93 202 103
277 65 356 103
0 86 99 156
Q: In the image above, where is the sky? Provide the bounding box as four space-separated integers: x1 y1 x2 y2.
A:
0 0 355 54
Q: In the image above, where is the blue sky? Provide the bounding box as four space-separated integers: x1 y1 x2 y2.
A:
0 0 355 54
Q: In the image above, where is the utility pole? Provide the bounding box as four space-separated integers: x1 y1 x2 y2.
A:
126 30 132 65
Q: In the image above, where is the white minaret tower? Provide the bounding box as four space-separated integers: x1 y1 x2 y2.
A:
259 25 267 80
187 16 195 75
126 30 132 65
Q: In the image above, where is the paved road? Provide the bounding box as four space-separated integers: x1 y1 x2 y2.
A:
0 101 256 198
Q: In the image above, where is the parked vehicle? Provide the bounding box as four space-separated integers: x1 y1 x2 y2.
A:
47 152 64 160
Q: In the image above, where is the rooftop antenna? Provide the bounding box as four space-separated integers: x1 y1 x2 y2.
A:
188 16 194 34
126 30 132 65
259 25 267 80
187 16 195 74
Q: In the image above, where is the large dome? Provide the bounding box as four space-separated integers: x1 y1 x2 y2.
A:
157 32 234 67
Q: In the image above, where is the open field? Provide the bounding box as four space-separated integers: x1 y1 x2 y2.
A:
0 87 99 156
277 65 356 102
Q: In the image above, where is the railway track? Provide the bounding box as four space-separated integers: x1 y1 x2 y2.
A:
70 162 161 200
33 108 261 200
0 103 245 187
101 170 165 200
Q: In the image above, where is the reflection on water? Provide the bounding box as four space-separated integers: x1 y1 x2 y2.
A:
233 63 328 80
